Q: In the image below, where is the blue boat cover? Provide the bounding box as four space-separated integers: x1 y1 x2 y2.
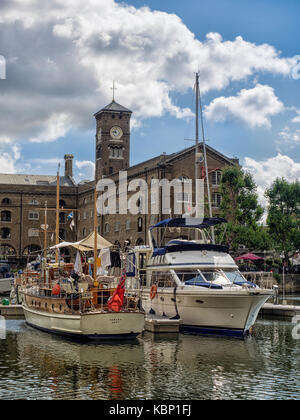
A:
185 280 223 289
150 217 227 230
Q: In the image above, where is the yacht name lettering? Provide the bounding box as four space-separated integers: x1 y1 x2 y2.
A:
109 404 143 418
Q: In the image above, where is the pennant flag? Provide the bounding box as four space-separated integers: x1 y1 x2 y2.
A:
107 269 126 312
67 212 73 220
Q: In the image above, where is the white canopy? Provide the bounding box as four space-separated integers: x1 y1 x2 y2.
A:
50 232 113 252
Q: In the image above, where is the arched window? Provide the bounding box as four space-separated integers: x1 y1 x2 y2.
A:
136 238 144 246
2 198 11 205
0 244 16 257
104 223 110 233
0 227 11 239
23 244 41 256
1 211 11 222
82 227 87 237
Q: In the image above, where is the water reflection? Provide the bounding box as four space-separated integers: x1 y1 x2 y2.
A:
0 320 299 400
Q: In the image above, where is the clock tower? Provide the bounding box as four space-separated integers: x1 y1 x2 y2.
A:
94 100 132 182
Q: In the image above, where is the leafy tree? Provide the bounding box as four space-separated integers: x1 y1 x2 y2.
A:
265 178 300 262
215 165 271 251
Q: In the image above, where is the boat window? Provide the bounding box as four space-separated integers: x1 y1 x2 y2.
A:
201 271 230 285
176 271 204 283
152 271 177 288
223 270 247 284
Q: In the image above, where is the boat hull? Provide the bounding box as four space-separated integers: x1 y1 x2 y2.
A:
22 305 145 341
142 288 271 336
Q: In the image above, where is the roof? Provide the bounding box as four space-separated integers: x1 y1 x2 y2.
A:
0 174 76 187
94 100 132 117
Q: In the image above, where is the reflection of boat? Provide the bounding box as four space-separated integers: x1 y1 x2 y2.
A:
133 217 273 337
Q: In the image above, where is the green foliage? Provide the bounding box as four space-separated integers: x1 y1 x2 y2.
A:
265 178 300 259
216 165 272 251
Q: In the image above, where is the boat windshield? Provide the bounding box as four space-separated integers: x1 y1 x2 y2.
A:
175 269 230 285
222 270 247 284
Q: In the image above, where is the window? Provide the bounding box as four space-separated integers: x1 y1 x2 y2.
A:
104 223 110 233
59 212 66 224
2 198 11 205
212 192 222 208
29 199 39 205
115 221 120 232
150 215 156 226
0 228 11 240
59 228 65 240
109 146 123 158
59 199 66 208
28 228 39 238
28 211 39 220
125 219 131 230
212 170 222 186
83 228 87 237
83 211 87 220
137 217 143 232
1 211 11 222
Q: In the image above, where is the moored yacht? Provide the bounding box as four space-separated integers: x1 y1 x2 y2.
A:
133 217 273 337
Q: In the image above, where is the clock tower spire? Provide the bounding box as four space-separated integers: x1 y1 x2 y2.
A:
94 99 132 182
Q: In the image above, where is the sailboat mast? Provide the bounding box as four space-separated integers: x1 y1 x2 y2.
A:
196 73 215 244
55 164 60 264
93 187 98 283
44 200 48 283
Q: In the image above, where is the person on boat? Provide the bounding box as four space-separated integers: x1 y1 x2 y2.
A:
51 282 61 296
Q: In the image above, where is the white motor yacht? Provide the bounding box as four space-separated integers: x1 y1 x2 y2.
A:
132 217 273 337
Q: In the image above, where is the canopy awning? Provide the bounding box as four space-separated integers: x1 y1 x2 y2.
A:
50 232 112 252
235 253 264 261
150 217 227 230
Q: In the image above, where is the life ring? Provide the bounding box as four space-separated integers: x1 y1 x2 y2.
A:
150 284 157 300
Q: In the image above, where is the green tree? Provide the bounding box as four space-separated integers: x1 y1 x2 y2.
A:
216 165 271 251
265 178 300 262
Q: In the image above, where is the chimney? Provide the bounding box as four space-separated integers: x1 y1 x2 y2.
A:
64 154 74 178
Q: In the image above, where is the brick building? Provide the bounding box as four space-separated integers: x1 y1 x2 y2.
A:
0 99 238 266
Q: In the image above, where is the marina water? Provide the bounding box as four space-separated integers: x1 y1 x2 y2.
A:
0 315 299 400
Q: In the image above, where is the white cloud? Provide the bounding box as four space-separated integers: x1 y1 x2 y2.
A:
29 113 71 143
278 126 300 144
0 0 296 144
75 160 95 181
244 154 300 208
292 110 300 123
0 144 21 173
204 84 284 128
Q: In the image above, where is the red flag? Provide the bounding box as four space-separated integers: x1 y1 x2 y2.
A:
108 270 126 312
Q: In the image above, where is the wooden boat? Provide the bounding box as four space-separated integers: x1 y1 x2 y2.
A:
19 166 145 341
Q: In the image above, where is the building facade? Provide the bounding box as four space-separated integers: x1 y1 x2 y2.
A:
0 99 238 265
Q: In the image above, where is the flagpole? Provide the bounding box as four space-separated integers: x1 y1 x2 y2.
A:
93 186 98 284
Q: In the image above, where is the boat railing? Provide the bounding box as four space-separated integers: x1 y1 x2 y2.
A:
241 272 276 289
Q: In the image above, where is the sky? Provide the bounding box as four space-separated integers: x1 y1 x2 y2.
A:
0 0 299 207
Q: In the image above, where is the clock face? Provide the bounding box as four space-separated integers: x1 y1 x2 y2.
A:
110 126 123 140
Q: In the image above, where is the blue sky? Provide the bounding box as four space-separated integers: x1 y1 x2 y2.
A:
0 0 299 202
